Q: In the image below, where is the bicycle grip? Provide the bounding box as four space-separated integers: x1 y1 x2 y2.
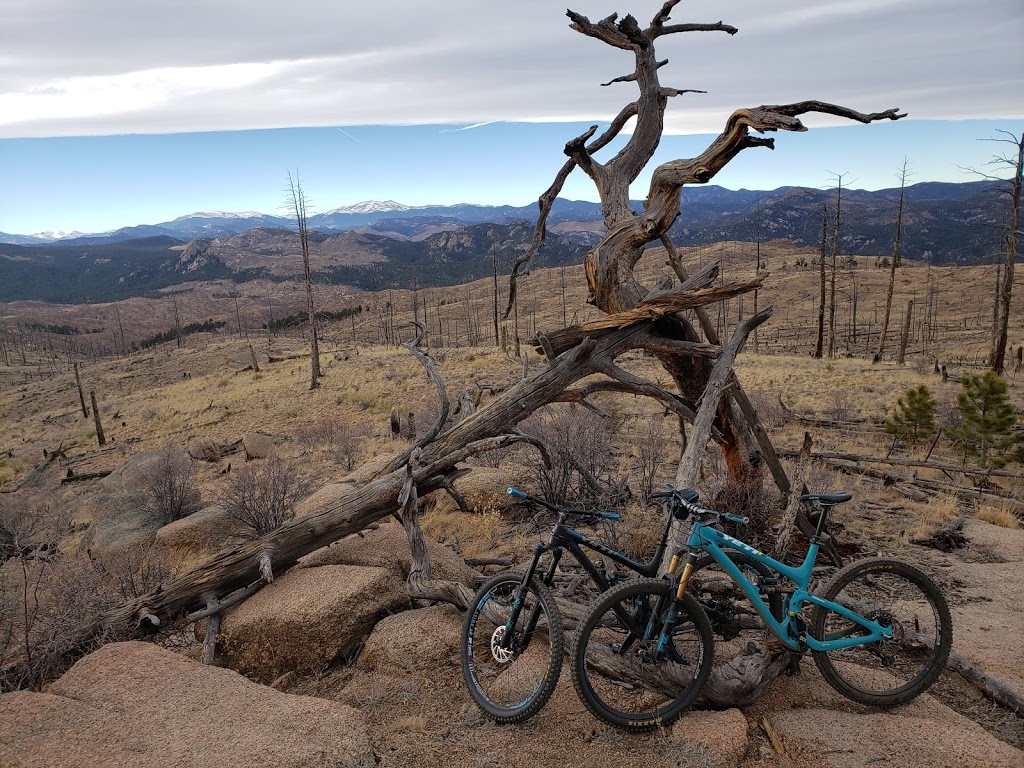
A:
723 512 750 524
599 512 621 521
507 487 527 500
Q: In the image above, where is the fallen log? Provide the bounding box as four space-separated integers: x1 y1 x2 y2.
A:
817 458 1024 512
777 447 1024 482
947 648 1023 714
776 397 878 430
85 312 706 635
60 470 113 484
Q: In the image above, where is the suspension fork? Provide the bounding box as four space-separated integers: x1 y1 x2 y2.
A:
613 550 694 657
500 544 562 650
652 551 699 657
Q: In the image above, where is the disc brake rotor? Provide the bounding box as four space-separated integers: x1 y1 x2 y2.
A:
490 626 515 663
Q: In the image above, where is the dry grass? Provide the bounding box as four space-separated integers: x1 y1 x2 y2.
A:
0 240 1019 592
976 503 1021 529
386 715 429 734
909 493 961 540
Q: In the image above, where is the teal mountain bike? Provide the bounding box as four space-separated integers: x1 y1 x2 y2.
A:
570 488 952 731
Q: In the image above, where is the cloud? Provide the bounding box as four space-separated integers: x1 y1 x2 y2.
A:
1 0 1022 138
453 122 496 132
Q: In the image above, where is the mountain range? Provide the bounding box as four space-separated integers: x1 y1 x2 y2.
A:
0 180 1012 304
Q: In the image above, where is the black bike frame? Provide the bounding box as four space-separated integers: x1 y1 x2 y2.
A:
500 499 679 649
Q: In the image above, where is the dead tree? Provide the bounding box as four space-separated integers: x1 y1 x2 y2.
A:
962 131 1022 374
897 298 914 365
826 172 846 359
875 159 910 363
90 391 106 447
286 171 321 389
73 362 88 418
508 4 901 489
814 203 827 358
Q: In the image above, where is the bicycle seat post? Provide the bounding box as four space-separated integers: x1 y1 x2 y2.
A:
811 503 832 542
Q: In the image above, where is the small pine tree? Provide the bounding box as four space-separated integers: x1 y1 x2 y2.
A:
885 384 937 449
948 371 1022 468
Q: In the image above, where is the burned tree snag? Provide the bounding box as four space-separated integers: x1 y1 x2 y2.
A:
898 298 914 365
815 203 828 359
876 159 909 363
90 391 106 446
73 362 88 418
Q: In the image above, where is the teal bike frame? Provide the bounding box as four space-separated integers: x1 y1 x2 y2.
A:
685 517 893 653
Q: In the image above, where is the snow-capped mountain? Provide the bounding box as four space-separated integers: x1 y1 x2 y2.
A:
321 200 415 215
173 211 270 221
29 230 88 242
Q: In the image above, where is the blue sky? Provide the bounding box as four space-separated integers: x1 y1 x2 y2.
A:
1 1 1022 235
2 119 1023 235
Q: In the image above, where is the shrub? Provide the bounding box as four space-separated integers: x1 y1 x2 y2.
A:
948 371 1023 468
217 457 309 538
633 416 670 502
885 384 937 449
138 445 202 525
0 497 39 562
521 404 623 507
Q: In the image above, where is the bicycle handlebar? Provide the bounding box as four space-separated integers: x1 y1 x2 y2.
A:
651 486 749 525
505 487 621 521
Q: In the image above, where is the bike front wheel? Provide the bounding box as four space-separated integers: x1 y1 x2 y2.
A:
810 558 951 706
570 577 714 732
461 571 564 723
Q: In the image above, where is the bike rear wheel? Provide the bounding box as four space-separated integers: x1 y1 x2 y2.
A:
810 558 951 706
461 571 564 723
570 577 714 732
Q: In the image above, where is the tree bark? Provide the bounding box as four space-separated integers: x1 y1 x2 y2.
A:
90 391 106 447
897 298 914 365
73 362 88 418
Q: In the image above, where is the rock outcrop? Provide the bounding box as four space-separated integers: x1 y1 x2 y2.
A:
219 563 408 682
0 641 373 768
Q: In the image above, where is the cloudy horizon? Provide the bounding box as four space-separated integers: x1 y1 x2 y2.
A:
2 0 1022 233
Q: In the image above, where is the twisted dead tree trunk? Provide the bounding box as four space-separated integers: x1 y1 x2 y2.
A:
508 2 903 494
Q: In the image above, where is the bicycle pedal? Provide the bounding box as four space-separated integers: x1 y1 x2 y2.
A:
785 653 802 676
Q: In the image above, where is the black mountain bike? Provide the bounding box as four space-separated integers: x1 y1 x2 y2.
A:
460 486 703 724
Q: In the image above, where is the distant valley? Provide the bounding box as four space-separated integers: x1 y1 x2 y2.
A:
0 180 1011 304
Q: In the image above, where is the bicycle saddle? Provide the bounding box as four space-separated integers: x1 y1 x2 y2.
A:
799 491 852 505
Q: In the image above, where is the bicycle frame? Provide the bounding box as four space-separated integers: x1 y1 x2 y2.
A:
683 520 893 652
499 500 680 649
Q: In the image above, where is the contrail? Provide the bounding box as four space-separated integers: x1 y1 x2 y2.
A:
335 127 360 142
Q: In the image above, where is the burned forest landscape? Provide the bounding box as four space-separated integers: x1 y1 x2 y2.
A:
1 2 1023 767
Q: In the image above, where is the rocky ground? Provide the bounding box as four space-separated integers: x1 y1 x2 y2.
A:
1 512 1020 768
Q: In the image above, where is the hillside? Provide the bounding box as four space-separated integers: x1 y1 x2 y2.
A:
0 242 1022 766
0 222 587 304
1 180 1012 305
